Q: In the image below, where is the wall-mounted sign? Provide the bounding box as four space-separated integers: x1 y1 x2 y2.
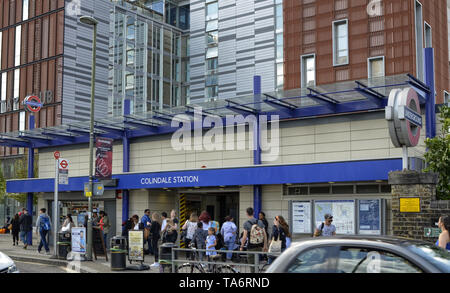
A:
358 199 381 235
23 95 43 113
386 87 422 147
291 201 312 234
399 198 421 213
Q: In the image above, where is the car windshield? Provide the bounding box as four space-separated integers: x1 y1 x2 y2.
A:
407 244 450 273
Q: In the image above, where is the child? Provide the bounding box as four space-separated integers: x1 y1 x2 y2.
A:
192 222 208 261
205 227 217 271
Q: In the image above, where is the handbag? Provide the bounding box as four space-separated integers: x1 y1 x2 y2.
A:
8 224 12 230
268 237 282 254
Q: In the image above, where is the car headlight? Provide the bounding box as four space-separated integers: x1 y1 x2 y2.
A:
7 264 18 273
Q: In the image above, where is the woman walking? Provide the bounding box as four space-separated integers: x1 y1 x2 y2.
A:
150 212 162 268
10 214 20 246
268 215 291 265
436 215 450 251
182 213 199 255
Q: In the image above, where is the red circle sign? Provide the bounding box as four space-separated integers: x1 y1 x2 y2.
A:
54 151 61 160
23 95 43 113
60 160 68 169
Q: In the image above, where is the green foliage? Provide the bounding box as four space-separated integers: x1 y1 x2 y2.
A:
0 170 6 205
424 105 450 199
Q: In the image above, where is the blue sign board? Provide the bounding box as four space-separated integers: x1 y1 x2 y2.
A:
358 199 381 235
404 107 422 128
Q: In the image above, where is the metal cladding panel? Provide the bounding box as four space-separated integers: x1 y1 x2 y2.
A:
62 0 111 124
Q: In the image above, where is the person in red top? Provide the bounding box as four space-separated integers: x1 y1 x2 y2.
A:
98 211 111 248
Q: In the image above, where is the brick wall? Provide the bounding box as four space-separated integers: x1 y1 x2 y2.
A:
389 171 450 243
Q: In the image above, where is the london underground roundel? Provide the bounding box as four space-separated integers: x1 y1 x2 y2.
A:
386 88 422 148
23 95 43 113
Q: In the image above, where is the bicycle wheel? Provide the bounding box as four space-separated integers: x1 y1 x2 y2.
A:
217 265 239 273
177 263 204 273
259 263 270 273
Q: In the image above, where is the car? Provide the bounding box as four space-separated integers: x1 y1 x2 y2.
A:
0 252 19 273
266 236 450 273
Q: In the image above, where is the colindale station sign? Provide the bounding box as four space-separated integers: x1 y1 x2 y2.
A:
1 90 53 113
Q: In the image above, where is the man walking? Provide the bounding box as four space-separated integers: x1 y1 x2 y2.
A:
36 208 51 254
314 214 336 237
141 209 153 254
240 207 268 273
19 208 33 249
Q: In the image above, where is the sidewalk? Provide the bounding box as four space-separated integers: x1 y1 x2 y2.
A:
0 234 161 273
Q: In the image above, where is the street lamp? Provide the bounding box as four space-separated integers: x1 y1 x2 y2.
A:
79 15 98 261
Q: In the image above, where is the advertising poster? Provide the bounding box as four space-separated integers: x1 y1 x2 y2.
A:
291 201 312 234
359 199 381 235
128 230 144 262
314 200 355 234
71 227 87 253
95 137 113 179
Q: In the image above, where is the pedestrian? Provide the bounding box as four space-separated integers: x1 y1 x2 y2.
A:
150 212 162 268
182 212 199 252
19 208 33 249
3 217 11 234
10 214 20 246
191 222 208 261
210 218 220 236
268 215 291 264
206 227 217 271
132 215 143 230
436 215 450 251
92 211 99 227
122 217 134 237
314 214 336 237
35 208 51 255
240 207 268 273
141 209 153 255
259 212 269 239
221 216 237 261
199 211 211 231
170 209 179 230
98 211 111 248
61 214 74 233
161 212 168 232
162 219 178 244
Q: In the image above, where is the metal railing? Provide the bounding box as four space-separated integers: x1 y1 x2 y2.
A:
159 247 281 273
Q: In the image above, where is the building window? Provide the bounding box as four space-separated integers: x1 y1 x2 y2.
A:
0 73 6 113
207 57 218 72
333 19 349 66
424 22 432 48
127 17 135 41
275 0 283 31
368 56 385 78
13 69 20 111
276 33 283 61
206 30 218 46
19 111 25 131
15 26 21 67
22 0 29 21
205 85 218 100
206 46 218 59
301 54 316 87
206 2 218 21
415 0 423 81
126 46 134 66
277 63 284 89
0 32 2 69
444 91 450 106
206 20 218 32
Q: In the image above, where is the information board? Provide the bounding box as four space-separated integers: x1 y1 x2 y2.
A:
71 227 86 253
128 230 144 262
291 201 312 234
92 227 108 261
400 198 420 213
358 199 381 235
314 200 355 234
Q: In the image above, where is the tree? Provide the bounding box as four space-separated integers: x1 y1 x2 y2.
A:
424 105 450 199
0 169 6 205
2 155 39 205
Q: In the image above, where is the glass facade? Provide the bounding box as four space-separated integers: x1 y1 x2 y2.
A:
205 0 219 101
275 0 284 90
109 3 190 116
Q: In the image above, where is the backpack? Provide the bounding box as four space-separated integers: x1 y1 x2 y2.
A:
40 215 51 231
248 220 264 247
215 233 225 250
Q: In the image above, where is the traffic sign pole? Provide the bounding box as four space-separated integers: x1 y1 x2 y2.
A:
53 157 59 258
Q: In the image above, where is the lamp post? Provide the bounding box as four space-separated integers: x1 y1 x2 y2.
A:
79 15 98 261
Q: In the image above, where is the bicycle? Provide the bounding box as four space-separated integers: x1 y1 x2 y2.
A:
177 245 238 273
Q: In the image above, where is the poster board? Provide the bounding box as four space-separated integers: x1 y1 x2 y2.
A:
71 227 86 253
93 227 108 261
358 199 381 235
291 201 312 234
128 230 144 262
314 200 355 234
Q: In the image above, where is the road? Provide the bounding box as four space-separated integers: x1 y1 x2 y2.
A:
15 260 71 273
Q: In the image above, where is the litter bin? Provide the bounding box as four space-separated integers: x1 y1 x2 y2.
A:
110 236 127 271
57 232 71 260
159 243 178 273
